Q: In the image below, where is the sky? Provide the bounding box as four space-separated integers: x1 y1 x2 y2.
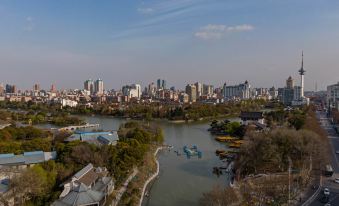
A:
0 0 339 91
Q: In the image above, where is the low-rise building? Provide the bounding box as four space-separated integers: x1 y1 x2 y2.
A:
52 163 114 206
240 111 265 125
0 151 57 169
66 131 119 146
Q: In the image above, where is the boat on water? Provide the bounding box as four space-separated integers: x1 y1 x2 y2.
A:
183 145 202 159
228 143 241 148
215 149 226 155
215 136 237 142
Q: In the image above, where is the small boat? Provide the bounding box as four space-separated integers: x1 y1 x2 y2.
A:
183 145 202 158
215 149 226 155
228 143 241 148
215 136 237 142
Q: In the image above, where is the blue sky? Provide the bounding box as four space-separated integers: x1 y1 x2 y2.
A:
1 0 339 90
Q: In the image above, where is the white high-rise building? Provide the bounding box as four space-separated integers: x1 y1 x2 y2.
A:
203 84 214 96
223 81 251 100
185 84 197 102
195 82 203 98
122 84 142 99
94 79 104 95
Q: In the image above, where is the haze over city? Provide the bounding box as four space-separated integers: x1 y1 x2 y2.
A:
1 0 339 90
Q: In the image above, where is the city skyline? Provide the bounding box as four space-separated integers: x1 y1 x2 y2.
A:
1 0 339 90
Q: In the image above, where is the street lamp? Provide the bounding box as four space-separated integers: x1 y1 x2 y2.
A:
288 157 292 206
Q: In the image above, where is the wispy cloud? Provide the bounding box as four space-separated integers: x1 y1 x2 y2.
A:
112 0 207 39
23 16 35 31
137 7 154 15
194 24 254 40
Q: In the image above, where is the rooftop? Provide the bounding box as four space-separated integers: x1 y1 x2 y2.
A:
0 151 57 166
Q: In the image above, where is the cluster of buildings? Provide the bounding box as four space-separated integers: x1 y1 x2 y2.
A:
0 54 313 107
0 130 117 206
277 52 309 106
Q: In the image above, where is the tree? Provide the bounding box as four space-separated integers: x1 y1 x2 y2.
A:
200 186 239 206
10 165 56 205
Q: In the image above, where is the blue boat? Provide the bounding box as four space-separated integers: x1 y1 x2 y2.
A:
183 145 202 159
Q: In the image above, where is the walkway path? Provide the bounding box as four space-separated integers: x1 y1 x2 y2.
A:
111 167 138 206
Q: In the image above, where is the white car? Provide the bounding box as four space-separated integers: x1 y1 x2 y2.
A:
324 188 330 196
334 178 339 184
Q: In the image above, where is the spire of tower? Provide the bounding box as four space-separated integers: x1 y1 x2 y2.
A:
301 50 303 69
299 51 305 75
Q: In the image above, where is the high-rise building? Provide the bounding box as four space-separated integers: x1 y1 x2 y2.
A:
94 79 104 95
269 87 278 99
33 83 40 91
327 82 339 110
286 76 294 89
195 82 203 99
223 81 251 100
84 79 94 94
156 79 167 90
0 83 4 95
279 76 295 105
148 82 157 96
122 84 141 99
5 84 16 94
162 80 166 90
185 84 197 103
51 84 57 93
203 84 214 96
157 79 162 90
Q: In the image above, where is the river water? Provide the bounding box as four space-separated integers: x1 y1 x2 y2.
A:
45 115 235 206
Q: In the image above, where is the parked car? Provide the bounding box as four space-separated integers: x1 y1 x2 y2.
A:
324 188 330 196
334 178 339 184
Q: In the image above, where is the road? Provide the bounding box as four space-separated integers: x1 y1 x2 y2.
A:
309 111 339 206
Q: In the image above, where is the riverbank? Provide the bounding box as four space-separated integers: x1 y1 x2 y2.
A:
138 146 163 206
116 145 160 206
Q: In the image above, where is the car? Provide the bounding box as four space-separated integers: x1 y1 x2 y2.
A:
324 188 330 196
336 150 339 154
320 196 329 203
324 204 331 206
334 178 339 184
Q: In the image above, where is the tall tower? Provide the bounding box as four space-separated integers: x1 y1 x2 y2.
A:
298 51 306 98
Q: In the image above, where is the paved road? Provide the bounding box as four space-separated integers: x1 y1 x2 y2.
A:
309 112 339 206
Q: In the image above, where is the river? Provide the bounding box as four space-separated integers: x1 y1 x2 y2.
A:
43 115 236 206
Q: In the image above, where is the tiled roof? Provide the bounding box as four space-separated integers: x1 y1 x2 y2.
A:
67 131 119 146
78 168 99 187
0 151 56 166
52 183 104 206
74 163 93 179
